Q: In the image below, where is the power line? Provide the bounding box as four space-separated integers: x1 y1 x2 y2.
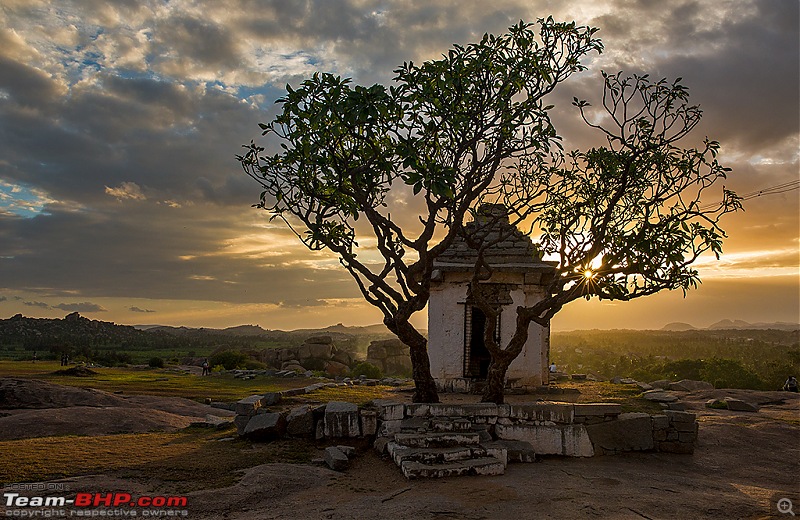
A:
698 179 799 211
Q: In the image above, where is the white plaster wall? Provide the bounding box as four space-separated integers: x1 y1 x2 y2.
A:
506 286 547 386
428 275 550 387
427 282 468 380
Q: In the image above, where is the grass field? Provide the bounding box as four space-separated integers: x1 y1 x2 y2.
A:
0 425 319 490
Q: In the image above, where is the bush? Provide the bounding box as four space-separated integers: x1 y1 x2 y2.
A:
350 361 382 380
148 357 165 368
244 360 267 370
208 350 249 370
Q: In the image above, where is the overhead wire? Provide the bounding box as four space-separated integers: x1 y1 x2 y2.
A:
697 179 799 211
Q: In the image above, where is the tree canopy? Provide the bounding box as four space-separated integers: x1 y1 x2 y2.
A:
239 18 602 402
238 17 739 404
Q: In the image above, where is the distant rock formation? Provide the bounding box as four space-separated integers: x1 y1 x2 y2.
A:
661 322 697 331
366 339 412 376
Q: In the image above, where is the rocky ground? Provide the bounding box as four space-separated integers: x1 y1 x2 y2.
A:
1 379 798 519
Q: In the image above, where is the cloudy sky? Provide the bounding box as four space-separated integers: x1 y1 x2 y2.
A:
0 0 797 331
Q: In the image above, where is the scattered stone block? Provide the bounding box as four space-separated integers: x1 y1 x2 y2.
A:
235 395 264 416
360 409 378 436
324 401 361 438
243 412 286 440
324 446 349 471
374 436 390 455
286 406 314 437
336 445 356 458
233 414 251 435
262 392 281 406
650 380 671 390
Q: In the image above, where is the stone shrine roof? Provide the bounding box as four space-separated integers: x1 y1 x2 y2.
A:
434 204 556 273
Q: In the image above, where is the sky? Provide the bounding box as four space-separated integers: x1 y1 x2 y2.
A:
0 0 797 332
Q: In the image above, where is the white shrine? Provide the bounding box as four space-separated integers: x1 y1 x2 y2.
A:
427 204 556 392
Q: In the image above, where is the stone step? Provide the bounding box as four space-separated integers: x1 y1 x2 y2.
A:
481 440 535 463
393 431 481 448
400 456 505 479
388 443 484 466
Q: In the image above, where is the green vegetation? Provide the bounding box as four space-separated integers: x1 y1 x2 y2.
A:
552 329 799 390
0 361 315 401
148 356 165 368
208 350 249 370
349 361 382 380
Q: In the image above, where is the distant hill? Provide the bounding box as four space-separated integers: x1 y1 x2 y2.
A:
661 322 697 331
707 320 799 331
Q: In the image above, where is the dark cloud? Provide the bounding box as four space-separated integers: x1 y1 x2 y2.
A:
129 306 156 313
23 301 50 309
52 302 107 312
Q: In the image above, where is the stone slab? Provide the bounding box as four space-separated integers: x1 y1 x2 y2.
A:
495 423 594 457
324 446 349 471
324 401 361 438
574 403 622 417
243 412 286 440
234 395 264 416
585 412 654 453
400 457 505 479
507 403 574 423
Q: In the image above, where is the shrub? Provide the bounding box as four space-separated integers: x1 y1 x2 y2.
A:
208 350 249 370
244 360 267 370
350 361 382 380
148 357 165 368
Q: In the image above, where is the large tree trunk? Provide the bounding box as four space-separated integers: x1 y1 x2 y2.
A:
481 358 511 404
386 318 440 403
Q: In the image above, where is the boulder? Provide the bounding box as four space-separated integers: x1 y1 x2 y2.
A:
706 398 728 409
308 343 334 359
332 349 353 366
282 363 306 373
650 380 671 390
642 390 679 403
306 335 333 345
724 398 759 412
295 344 312 360
324 360 350 377
243 412 286 440
668 379 714 392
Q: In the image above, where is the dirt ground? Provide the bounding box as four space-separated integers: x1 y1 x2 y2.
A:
1 379 798 519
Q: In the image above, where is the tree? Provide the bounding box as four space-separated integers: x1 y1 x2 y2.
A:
465 72 741 403
238 18 602 403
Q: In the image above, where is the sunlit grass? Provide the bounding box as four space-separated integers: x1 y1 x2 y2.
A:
553 380 664 413
300 385 398 405
0 425 317 490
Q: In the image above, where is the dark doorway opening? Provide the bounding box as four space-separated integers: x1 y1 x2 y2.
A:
464 306 499 378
